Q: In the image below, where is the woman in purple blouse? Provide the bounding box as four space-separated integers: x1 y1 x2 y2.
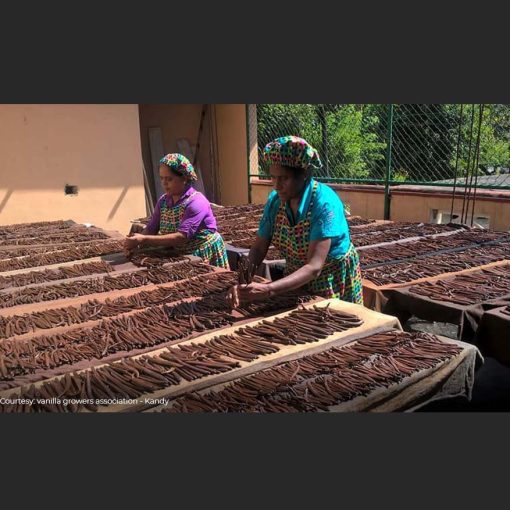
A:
124 153 229 268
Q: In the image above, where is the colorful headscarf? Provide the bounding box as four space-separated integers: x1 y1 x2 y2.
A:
263 136 322 171
159 153 198 181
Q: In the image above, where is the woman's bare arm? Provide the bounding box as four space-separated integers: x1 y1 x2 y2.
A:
234 238 331 304
140 232 187 247
248 235 271 268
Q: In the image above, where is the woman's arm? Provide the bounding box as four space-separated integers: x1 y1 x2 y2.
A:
124 198 163 254
236 238 331 303
248 235 271 268
141 232 187 246
126 232 187 251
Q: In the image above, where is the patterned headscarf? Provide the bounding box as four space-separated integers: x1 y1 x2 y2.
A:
159 153 198 182
263 136 322 171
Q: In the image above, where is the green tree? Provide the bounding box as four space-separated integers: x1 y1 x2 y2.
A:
256 104 510 185
256 104 386 180
453 104 510 178
391 104 458 182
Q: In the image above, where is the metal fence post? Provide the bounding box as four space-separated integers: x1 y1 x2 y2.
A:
245 104 252 204
383 104 394 220
318 105 330 177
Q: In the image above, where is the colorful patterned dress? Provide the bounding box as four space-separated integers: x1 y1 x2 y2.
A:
259 180 363 304
146 188 229 269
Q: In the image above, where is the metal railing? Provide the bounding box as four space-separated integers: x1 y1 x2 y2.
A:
248 104 510 190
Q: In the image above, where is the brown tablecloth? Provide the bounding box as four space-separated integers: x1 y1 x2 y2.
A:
381 286 510 341
362 260 510 341
475 306 510 366
226 244 285 281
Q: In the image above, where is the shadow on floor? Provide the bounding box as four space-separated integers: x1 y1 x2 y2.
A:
419 357 510 412
403 317 510 412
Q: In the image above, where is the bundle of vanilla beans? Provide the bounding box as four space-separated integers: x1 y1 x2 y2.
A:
0 305 363 411
166 331 463 413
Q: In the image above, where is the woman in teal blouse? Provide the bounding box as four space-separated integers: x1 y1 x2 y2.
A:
227 136 363 307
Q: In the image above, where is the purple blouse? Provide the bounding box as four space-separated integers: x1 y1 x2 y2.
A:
145 186 217 239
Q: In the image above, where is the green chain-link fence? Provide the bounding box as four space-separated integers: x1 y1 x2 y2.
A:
249 104 510 189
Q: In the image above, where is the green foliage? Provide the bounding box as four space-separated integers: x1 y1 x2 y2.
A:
449 105 510 178
257 104 387 180
256 104 510 184
391 104 459 181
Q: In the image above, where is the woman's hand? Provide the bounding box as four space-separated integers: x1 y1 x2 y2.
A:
226 285 241 308
124 234 145 255
238 282 271 303
226 282 271 308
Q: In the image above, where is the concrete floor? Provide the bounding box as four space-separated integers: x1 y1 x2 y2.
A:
418 356 510 411
404 317 510 412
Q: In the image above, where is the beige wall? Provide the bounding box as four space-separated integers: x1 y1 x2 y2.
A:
0 104 145 235
250 181 272 204
251 181 510 231
138 104 249 206
247 104 259 178
251 181 386 219
392 193 510 231
138 104 216 203
335 188 385 219
215 104 249 205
